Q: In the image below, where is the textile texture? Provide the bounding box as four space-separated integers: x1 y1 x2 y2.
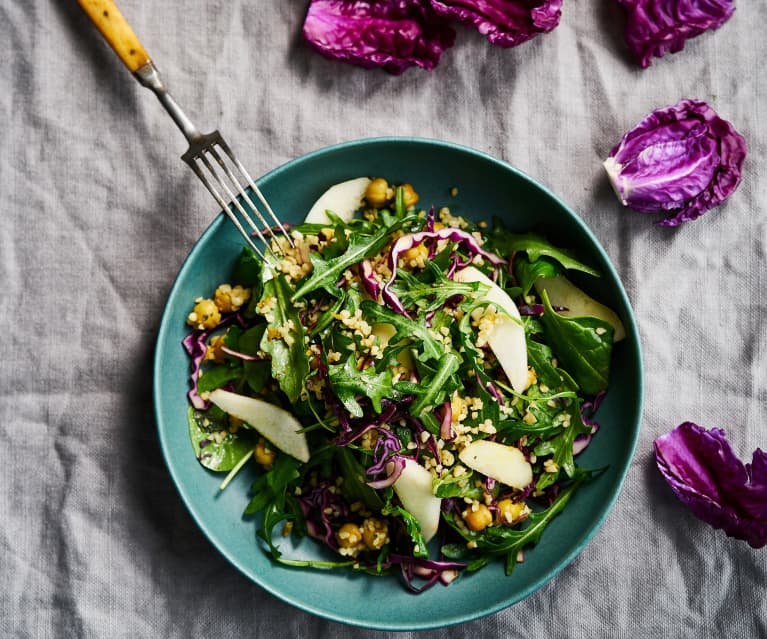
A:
1 1 765 637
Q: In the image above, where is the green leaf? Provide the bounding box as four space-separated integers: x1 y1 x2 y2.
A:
188 407 256 472
445 478 585 575
514 254 561 296
539 290 613 396
381 503 429 559
407 352 461 415
292 220 404 301
389 261 480 314
360 300 445 364
492 229 600 278
233 246 263 289
327 355 398 417
196 365 242 394
258 273 310 403
336 447 385 512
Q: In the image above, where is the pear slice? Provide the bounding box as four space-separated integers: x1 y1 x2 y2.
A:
392 458 441 543
534 276 625 342
454 266 529 392
304 177 372 224
208 389 310 463
458 440 532 489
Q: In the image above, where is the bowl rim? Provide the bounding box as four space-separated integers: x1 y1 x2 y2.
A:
153 135 644 630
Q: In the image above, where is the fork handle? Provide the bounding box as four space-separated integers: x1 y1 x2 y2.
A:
78 0 202 143
77 0 151 73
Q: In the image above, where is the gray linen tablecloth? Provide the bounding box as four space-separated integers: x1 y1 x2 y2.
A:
1 1 765 637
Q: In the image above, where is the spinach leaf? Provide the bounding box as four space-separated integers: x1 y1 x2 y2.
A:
188 407 256 471
259 273 310 403
492 229 600 277
514 254 561 296
233 246 263 290
336 447 385 512
196 365 242 394
539 290 613 396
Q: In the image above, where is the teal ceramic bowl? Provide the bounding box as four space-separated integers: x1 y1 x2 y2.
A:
154 137 643 630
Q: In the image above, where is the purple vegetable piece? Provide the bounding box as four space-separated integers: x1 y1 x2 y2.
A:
604 99 746 226
360 259 382 300
183 330 209 409
430 0 562 48
302 0 456 74
382 227 506 314
654 422 767 548
616 0 735 68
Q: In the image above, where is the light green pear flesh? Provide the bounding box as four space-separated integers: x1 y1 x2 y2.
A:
458 440 533 489
392 459 441 543
209 389 310 463
454 266 529 392
534 276 626 342
304 177 372 224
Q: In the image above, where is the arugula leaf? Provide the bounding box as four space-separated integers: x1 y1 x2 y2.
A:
292 220 404 301
361 300 445 363
446 478 585 575
327 355 398 417
188 407 256 471
407 352 461 415
433 471 483 500
539 290 613 396
258 273 310 403
389 262 479 314
381 503 429 559
492 229 600 278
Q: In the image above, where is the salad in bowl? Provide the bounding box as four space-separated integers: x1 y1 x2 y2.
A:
154 138 642 629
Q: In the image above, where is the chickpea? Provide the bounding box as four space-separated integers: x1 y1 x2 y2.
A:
361 518 389 550
187 298 221 331
365 178 394 208
462 503 493 532
214 283 251 313
496 499 530 526
204 334 227 364
399 183 419 209
336 522 363 549
254 438 276 468
401 242 428 267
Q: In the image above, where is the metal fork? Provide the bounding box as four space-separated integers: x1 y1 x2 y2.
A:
78 0 293 261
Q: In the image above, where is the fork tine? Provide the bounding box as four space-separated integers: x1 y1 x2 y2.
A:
202 145 286 254
215 139 296 250
194 150 277 257
185 157 267 260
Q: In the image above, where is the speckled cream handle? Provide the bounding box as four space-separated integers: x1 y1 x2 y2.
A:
78 0 151 73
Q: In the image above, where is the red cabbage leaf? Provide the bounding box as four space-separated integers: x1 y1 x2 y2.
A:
604 99 746 227
430 0 562 48
616 0 735 68
302 0 456 74
654 422 767 549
